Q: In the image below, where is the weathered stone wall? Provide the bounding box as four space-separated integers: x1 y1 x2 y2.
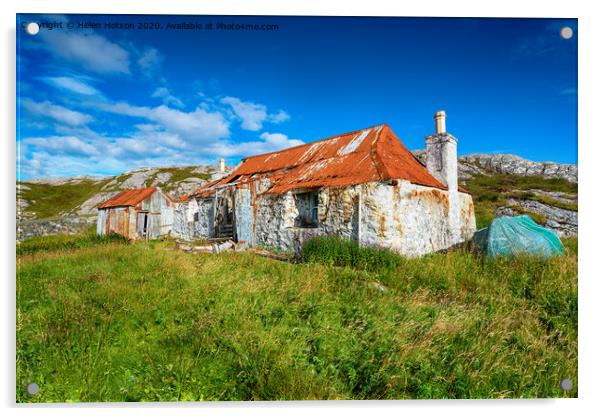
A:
250 181 476 257
188 179 476 257
360 180 475 256
253 186 365 255
254 191 297 250
172 200 195 240
234 187 254 244
318 186 360 240
359 181 475 256
172 197 216 241
195 197 215 238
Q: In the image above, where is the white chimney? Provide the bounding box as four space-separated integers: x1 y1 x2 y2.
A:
434 110 446 134
425 110 460 244
219 158 226 173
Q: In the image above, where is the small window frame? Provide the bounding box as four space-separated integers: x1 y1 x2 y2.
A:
294 191 320 228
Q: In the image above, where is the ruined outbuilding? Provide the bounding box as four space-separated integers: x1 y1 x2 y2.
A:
97 187 174 240
173 112 476 256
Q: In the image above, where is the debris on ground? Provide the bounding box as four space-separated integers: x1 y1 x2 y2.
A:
175 239 249 254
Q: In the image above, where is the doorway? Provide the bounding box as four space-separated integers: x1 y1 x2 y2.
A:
137 211 149 239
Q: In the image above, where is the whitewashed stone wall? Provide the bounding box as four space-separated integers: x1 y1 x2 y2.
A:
359 181 475 256
255 191 297 250
252 180 475 257
184 179 476 257
195 197 215 238
172 199 197 240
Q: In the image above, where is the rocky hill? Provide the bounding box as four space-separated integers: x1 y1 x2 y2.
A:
412 152 577 237
17 165 233 240
412 151 578 183
16 154 577 240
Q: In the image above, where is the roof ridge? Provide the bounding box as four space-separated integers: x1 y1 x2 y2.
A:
242 123 388 161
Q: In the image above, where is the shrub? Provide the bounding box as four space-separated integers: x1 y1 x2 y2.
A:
301 236 403 273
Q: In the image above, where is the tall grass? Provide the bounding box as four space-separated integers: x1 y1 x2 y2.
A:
301 236 402 273
16 237 577 401
16 232 129 256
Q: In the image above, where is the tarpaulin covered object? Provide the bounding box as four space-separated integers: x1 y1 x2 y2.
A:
472 215 565 258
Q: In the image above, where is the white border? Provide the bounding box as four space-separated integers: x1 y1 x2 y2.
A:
3 1 600 415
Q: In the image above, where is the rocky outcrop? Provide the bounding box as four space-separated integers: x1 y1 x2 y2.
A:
17 216 96 241
25 175 110 186
412 151 578 183
495 198 577 237
73 192 121 216
462 154 577 182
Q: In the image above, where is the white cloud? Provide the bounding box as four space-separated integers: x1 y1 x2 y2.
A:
23 99 93 126
96 101 230 142
37 31 130 74
209 131 304 157
22 136 99 157
138 47 164 74
42 76 101 96
220 96 291 131
269 110 290 123
220 96 267 131
152 87 185 108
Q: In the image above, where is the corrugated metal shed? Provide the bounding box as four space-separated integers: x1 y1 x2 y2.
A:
97 187 174 240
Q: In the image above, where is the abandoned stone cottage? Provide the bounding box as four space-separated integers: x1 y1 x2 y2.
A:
173 111 476 256
97 187 174 240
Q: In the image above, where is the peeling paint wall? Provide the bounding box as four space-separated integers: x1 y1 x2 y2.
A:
195 197 215 238
251 180 474 256
252 186 362 255
234 186 254 244
359 181 475 256
183 179 475 257
172 199 197 241
254 191 297 250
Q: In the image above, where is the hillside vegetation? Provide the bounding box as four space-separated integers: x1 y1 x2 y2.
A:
17 179 112 219
17 235 577 401
463 173 578 229
18 166 220 220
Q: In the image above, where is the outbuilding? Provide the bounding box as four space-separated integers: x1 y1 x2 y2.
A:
97 187 174 240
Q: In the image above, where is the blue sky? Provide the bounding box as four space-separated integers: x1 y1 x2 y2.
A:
16 15 577 179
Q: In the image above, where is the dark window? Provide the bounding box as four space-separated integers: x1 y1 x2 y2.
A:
295 191 319 228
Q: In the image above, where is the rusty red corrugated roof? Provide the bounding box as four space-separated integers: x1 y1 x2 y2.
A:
189 124 467 197
98 187 157 209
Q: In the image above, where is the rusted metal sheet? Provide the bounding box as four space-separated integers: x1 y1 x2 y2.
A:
98 188 157 209
188 124 468 199
99 206 130 237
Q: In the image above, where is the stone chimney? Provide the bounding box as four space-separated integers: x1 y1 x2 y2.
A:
425 110 460 243
219 158 226 173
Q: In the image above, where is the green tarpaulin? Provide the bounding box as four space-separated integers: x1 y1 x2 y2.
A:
472 215 565 258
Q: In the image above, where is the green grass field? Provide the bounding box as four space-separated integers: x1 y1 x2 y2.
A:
16 234 577 402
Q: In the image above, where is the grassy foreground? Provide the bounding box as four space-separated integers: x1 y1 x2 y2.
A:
17 237 577 401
